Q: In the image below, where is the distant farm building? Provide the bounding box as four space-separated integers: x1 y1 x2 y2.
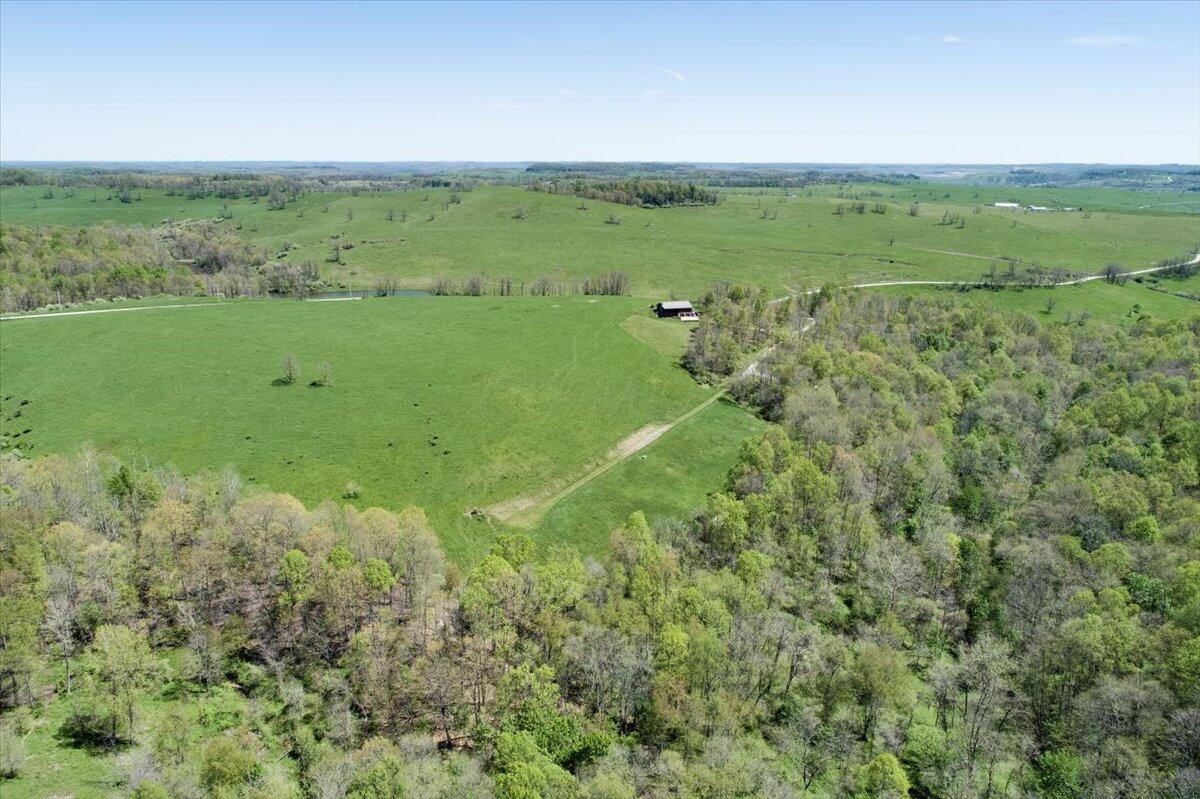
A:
993 202 1021 208
1027 205 1049 212
655 300 699 321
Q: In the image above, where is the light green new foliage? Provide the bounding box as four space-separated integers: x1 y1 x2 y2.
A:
3 183 1195 297
0 296 729 562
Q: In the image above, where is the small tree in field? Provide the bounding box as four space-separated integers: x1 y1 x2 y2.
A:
281 354 300 384
311 362 332 387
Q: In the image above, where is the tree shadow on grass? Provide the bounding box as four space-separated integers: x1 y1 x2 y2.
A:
270 378 294 387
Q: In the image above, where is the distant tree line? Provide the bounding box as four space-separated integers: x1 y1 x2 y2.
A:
428 270 630 297
523 162 923 188
529 179 719 208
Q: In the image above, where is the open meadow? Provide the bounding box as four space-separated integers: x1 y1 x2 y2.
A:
3 182 1196 299
867 268 1200 326
0 294 746 562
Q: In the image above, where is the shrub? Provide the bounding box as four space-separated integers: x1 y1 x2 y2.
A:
0 723 26 778
201 728 263 791
132 783 169 799
310 362 332 387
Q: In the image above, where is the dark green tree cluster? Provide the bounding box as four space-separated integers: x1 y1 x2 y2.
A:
530 179 719 208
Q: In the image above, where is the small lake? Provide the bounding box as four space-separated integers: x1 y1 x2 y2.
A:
268 289 433 300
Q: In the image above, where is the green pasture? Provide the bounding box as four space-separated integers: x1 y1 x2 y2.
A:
0 295 736 562
535 397 764 553
865 273 1200 326
3 183 1195 298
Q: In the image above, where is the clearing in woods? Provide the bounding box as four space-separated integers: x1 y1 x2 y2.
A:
0 295 730 562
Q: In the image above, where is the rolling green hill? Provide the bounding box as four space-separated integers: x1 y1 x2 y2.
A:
3 183 1195 298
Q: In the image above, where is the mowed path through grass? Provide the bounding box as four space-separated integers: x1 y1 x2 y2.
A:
0 296 719 561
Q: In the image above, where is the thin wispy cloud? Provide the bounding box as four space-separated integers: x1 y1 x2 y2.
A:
1065 34 1144 46
657 67 686 83
555 88 579 96
940 34 996 45
643 88 667 97
904 35 921 42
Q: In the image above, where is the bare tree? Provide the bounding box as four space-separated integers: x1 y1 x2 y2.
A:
281 354 300 384
465 274 486 296
43 596 79 694
582 271 630 296
530 276 563 296
313 362 332 387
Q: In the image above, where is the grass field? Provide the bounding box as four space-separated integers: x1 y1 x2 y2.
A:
0 295 740 562
535 397 764 552
866 272 1200 326
3 183 1196 298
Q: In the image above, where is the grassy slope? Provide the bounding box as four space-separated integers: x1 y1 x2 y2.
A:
535 398 764 553
3 184 1195 298
867 276 1200 326
0 296 721 562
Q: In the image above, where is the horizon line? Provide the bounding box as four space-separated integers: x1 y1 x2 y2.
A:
3 159 1198 168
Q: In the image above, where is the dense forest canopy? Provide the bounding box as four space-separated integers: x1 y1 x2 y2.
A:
2 291 1197 798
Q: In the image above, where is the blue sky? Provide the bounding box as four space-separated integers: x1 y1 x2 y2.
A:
1 0 1197 163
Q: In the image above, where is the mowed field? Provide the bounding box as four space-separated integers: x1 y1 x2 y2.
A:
0 295 741 562
3 183 1196 297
